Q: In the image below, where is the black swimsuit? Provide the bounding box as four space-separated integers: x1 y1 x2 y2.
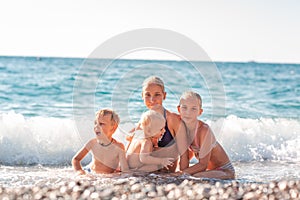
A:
158 109 175 147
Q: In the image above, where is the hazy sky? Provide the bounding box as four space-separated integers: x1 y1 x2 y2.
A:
1 0 299 63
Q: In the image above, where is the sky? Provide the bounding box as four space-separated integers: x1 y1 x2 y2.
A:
0 0 300 63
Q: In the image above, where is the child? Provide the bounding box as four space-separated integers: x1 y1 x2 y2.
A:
72 108 129 175
177 91 235 179
126 110 174 172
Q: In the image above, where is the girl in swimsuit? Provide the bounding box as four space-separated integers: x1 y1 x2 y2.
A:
137 76 189 172
177 91 235 179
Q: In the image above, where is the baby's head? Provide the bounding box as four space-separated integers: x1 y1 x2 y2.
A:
140 110 166 138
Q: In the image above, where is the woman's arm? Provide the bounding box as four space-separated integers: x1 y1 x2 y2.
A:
139 139 174 168
169 114 189 170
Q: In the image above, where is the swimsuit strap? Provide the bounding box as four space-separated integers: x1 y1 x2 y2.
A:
158 107 174 147
194 122 199 147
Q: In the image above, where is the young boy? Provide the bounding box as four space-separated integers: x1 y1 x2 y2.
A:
177 91 235 179
72 108 129 175
126 110 174 172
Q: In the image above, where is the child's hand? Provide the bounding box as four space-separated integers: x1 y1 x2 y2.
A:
129 123 142 133
161 158 174 169
75 169 86 176
126 123 142 141
126 134 134 141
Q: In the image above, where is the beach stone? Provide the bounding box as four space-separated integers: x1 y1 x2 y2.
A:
179 179 189 187
221 192 230 199
165 183 177 192
278 181 287 190
167 188 182 199
99 188 114 198
147 191 157 198
90 192 99 199
209 188 218 195
289 189 298 198
185 189 194 197
131 183 141 192
269 182 276 189
268 194 276 200
156 185 165 196
144 183 156 193
81 189 91 198
121 193 128 199
243 191 255 199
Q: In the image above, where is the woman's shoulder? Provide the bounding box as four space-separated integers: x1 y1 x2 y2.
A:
166 109 181 121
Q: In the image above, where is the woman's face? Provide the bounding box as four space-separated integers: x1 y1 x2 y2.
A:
142 84 166 109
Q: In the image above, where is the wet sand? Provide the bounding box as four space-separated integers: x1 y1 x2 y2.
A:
1 173 299 199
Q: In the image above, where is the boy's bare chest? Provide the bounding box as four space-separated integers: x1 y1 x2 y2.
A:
92 144 119 163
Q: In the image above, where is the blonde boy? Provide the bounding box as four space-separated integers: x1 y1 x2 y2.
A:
126 110 174 172
72 109 129 175
178 91 235 179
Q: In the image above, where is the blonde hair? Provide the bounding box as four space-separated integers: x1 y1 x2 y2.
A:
96 108 120 125
140 110 165 137
142 76 165 92
179 91 202 108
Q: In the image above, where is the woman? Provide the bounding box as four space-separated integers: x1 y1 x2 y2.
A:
139 76 189 172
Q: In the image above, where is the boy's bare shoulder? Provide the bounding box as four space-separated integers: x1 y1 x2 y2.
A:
86 138 98 145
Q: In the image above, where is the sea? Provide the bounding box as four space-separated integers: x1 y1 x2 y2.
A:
0 56 299 188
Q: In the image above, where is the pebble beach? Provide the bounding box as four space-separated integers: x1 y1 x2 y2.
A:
1 173 299 200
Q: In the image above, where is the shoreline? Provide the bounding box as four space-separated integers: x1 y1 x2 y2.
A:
1 173 299 199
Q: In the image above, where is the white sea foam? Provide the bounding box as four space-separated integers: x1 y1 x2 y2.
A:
210 115 300 162
0 112 299 165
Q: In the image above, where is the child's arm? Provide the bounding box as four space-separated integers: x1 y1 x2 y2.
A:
139 139 174 169
179 149 190 171
117 143 130 172
182 151 211 175
182 125 214 175
126 123 142 141
72 146 89 175
175 120 190 170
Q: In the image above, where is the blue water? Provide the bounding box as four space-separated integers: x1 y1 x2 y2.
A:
0 56 299 185
1 57 298 119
